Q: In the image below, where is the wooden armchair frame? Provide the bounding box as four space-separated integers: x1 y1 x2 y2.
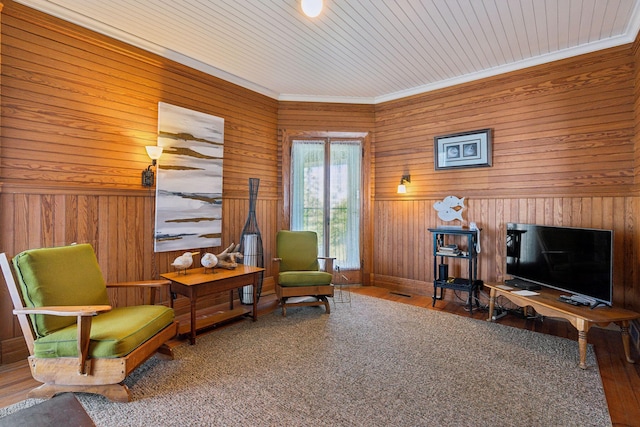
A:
273 231 335 317
0 253 178 402
273 256 335 316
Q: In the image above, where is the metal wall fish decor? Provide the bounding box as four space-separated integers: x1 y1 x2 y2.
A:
154 102 224 252
433 195 465 222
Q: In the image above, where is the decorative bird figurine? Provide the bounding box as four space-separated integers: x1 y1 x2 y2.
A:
171 252 198 274
201 252 218 273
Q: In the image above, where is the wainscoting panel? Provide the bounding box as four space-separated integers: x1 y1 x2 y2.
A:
372 196 635 309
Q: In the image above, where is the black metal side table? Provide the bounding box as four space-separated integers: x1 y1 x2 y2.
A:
429 227 481 315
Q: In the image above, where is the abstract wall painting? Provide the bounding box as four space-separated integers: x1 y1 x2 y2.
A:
154 102 224 252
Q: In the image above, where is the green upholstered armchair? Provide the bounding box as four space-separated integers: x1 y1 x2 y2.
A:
273 230 334 316
0 243 178 402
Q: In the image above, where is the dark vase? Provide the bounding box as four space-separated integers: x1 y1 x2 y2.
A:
238 178 264 304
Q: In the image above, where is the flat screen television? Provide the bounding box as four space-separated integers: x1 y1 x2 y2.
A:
506 223 613 306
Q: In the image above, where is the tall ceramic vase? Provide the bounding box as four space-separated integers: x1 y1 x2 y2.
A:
238 178 264 304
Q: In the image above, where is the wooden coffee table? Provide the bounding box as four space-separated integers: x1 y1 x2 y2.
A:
485 282 640 369
161 265 264 345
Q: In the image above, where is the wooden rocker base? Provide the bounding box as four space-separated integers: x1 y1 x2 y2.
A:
276 284 334 317
28 382 132 403
279 295 331 317
26 322 177 402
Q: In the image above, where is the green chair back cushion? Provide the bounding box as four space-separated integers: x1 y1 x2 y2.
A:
276 230 320 272
33 305 174 358
12 244 110 337
276 230 332 287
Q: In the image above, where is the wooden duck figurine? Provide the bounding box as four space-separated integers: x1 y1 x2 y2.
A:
171 252 198 274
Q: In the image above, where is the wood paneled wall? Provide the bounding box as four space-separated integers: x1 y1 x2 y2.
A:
373 45 639 311
278 102 376 284
278 102 376 132
635 33 640 186
2 0 640 364
375 46 635 200
0 1 279 363
633 31 640 320
0 1 279 195
373 197 634 302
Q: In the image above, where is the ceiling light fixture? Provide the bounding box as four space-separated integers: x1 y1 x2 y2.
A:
301 0 323 18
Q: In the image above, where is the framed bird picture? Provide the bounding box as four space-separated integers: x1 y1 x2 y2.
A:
434 128 492 170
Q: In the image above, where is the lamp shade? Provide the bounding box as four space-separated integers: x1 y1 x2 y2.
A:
301 0 323 17
397 174 410 193
145 146 163 160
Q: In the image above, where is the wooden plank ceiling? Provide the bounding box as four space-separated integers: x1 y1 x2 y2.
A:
15 0 640 103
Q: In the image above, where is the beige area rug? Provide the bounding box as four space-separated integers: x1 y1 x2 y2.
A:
0 293 611 426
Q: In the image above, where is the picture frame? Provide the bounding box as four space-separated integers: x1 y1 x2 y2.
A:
434 128 492 170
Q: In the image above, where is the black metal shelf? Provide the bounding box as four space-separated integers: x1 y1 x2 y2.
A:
429 227 480 315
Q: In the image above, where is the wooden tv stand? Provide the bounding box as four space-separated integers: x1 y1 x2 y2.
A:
485 282 640 369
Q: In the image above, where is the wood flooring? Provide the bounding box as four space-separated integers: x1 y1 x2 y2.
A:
1 286 639 427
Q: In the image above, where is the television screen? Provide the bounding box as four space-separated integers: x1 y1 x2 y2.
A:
506 223 613 305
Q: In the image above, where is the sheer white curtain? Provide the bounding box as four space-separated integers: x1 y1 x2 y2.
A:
291 140 324 232
291 139 361 269
329 142 361 269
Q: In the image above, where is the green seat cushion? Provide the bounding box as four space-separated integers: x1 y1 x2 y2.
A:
278 271 333 287
13 244 110 337
33 305 175 358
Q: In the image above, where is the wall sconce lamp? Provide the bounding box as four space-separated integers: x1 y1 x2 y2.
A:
397 175 411 194
142 146 163 187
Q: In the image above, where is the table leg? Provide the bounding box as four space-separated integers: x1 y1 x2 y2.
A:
578 329 588 369
487 288 496 322
618 321 636 364
189 296 197 345
432 284 437 307
252 274 258 321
